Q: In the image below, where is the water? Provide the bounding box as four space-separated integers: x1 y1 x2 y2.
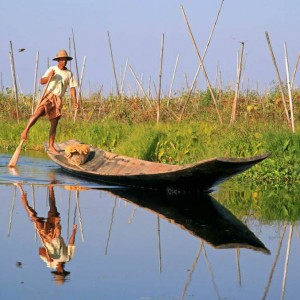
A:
0 152 299 299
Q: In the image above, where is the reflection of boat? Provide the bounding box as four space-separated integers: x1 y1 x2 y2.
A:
107 188 270 254
46 140 271 191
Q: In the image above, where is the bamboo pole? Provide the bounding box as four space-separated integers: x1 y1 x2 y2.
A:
68 37 72 72
0 72 3 93
128 64 153 107
230 42 245 125
32 51 39 115
72 28 83 115
291 51 300 89
9 41 20 123
157 33 165 125
120 58 129 96
179 64 201 121
180 5 223 124
178 0 224 120
265 32 291 126
74 55 86 123
107 31 120 97
284 42 295 133
168 54 179 101
202 0 225 60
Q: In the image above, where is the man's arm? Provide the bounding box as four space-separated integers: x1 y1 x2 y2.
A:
41 69 55 85
70 87 79 110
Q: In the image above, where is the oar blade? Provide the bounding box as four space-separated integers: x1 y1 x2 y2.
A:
8 140 24 167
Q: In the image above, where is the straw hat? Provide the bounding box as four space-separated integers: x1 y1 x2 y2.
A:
53 49 73 61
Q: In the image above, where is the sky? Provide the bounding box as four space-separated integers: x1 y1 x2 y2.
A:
1 0 300 96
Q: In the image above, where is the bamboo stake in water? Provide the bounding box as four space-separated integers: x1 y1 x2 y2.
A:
157 33 165 125
265 32 291 126
9 41 20 123
107 31 120 97
180 5 223 124
32 51 39 115
284 42 295 133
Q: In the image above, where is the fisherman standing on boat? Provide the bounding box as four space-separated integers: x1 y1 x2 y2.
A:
21 49 78 154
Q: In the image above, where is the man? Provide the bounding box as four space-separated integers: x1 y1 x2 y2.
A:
21 49 79 154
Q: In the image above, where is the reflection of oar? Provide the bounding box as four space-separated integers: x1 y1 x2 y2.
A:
75 190 85 242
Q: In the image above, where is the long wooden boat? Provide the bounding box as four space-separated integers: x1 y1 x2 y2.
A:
107 188 270 253
46 139 271 191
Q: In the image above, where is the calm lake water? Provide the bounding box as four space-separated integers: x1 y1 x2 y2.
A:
0 151 299 300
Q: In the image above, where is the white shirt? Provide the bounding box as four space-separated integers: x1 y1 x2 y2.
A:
43 65 77 97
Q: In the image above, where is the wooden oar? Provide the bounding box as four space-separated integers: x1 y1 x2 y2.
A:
8 74 53 167
8 139 25 167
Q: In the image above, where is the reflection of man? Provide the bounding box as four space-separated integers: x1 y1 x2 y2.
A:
16 184 77 284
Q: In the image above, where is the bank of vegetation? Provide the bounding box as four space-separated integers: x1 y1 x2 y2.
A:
1 84 300 186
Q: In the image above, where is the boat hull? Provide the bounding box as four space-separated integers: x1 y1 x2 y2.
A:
46 140 271 191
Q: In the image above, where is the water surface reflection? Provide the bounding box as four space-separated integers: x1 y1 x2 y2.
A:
0 153 300 299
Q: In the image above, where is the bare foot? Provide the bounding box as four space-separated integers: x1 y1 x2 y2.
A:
21 131 27 141
48 147 60 155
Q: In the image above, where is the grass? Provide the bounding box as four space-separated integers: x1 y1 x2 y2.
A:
1 84 300 186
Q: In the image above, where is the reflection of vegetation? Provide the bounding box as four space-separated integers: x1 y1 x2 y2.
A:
215 183 300 222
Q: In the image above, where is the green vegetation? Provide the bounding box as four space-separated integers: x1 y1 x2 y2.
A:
1 84 300 187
